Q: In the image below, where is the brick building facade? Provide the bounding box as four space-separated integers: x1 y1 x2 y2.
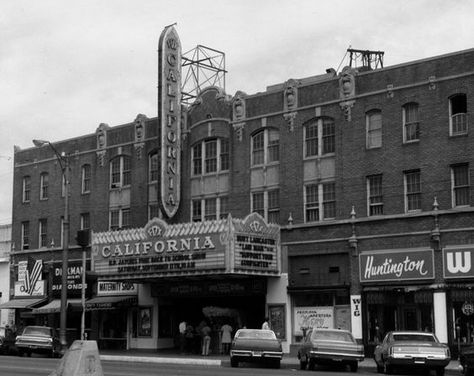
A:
7 27 474 354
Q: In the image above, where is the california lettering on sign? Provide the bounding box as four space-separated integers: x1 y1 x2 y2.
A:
158 25 181 218
359 249 434 282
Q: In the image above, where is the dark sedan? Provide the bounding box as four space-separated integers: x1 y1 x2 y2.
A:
374 331 450 376
297 328 364 372
230 329 283 368
15 325 61 358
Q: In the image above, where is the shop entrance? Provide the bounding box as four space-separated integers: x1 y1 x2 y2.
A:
161 295 265 354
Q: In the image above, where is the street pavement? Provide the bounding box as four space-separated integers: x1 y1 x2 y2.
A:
99 349 462 374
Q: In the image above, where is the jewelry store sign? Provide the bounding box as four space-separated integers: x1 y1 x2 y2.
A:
359 248 434 283
91 213 280 279
443 246 474 279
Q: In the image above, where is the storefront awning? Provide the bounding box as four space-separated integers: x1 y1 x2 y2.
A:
31 299 82 314
85 296 137 311
0 298 46 309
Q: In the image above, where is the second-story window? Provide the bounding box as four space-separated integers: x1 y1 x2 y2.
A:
450 94 468 136
451 164 470 207
304 118 335 157
149 152 159 182
81 164 91 194
367 174 383 216
80 212 90 230
109 208 130 230
40 172 49 200
251 129 279 166
192 139 229 176
39 219 48 248
304 182 336 222
251 189 280 223
110 155 131 189
22 176 31 203
403 103 420 143
204 198 217 221
366 110 382 149
191 197 228 222
21 221 30 250
405 170 421 212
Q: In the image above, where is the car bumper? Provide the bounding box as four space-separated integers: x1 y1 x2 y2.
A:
16 343 53 353
309 351 364 363
230 350 283 360
386 356 450 368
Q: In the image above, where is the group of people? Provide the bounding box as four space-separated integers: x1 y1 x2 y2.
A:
179 320 234 356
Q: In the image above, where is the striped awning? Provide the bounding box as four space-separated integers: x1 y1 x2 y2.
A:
0 298 46 309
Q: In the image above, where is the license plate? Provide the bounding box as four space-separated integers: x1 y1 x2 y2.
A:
252 351 263 357
414 360 425 364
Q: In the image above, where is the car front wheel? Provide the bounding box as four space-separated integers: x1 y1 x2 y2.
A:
349 361 358 372
435 367 445 376
383 360 392 374
230 357 238 368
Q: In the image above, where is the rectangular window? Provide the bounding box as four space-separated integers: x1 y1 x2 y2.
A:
121 208 130 229
82 165 91 193
205 139 217 173
450 94 468 136
220 139 229 171
305 184 319 222
80 213 90 230
452 164 470 207
149 153 159 182
110 210 120 231
192 144 202 175
403 103 420 142
111 159 121 187
367 111 382 148
252 132 265 165
148 204 160 220
219 197 229 219
368 174 383 215
122 157 131 186
39 219 48 248
23 176 31 203
322 182 336 219
322 119 335 154
252 191 265 217
204 198 217 221
405 170 421 211
267 189 280 224
267 130 279 163
305 123 318 157
192 200 202 222
40 173 49 200
22 221 30 250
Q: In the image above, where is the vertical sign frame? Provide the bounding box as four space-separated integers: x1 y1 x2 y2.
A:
158 25 181 218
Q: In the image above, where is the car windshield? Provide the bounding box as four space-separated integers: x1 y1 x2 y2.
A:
22 327 52 337
237 330 276 340
393 334 436 342
312 330 354 342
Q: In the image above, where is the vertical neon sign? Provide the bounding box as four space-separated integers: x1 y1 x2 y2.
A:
158 25 181 218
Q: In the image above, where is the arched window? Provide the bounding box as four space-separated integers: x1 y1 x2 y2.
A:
449 94 468 136
251 129 279 166
304 117 335 158
402 103 420 143
110 155 131 189
191 138 230 176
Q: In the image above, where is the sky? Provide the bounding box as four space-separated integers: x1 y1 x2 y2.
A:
1 0 474 224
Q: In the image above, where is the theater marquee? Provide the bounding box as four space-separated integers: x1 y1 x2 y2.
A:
91 213 281 280
158 25 181 218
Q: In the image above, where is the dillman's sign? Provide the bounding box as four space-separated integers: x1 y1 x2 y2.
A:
359 248 434 282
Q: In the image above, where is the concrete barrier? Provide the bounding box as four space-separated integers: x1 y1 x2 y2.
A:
49 340 104 376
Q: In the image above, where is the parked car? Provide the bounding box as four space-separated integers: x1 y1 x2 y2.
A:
15 325 61 358
230 329 283 368
373 331 450 376
0 326 17 355
459 345 474 376
297 328 364 372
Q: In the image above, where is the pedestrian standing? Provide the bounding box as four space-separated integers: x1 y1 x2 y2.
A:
179 320 187 353
220 322 233 355
201 322 212 356
262 317 270 330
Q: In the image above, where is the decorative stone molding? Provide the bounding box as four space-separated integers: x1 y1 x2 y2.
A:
339 67 357 122
284 79 299 112
95 123 109 167
283 111 297 132
232 91 247 122
233 122 245 142
429 76 436 90
386 84 394 98
134 114 147 143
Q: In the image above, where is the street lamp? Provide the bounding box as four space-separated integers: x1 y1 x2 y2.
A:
33 139 69 351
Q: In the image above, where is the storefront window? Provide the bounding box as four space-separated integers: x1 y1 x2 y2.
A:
451 291 474 346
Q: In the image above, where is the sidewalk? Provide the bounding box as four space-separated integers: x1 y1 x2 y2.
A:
99 349 462 374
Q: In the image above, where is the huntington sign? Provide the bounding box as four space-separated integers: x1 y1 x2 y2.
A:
359 249 434 282
158 25 181 218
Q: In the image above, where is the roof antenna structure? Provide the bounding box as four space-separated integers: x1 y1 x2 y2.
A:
181 45 227 105
347 48 384 70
